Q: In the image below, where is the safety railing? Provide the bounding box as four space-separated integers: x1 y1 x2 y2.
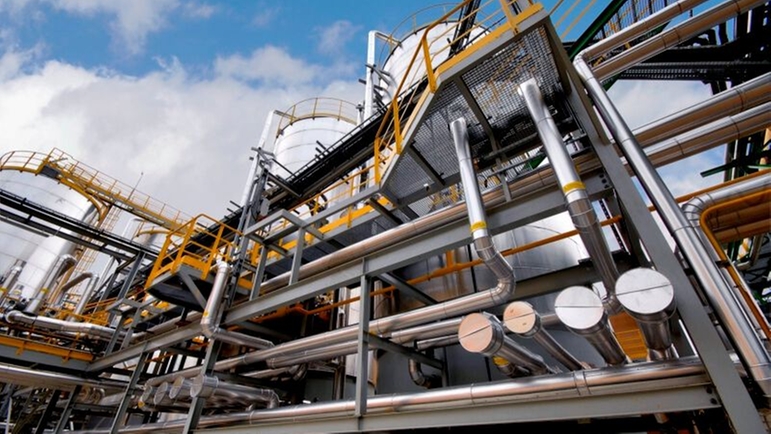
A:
372 0 542 184
276 97 360 135
146 214 240 286
0 149 190 228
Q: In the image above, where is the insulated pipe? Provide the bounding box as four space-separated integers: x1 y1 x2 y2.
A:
574 52 771 396
4 310 119 340
408 359 441 389
593 0 767 80
458 312 556 375
51 272 94 307
169 377 191 401
191 375 279 409
72 275 100 317
0 362 126 392
615 268 677 360
554 286 628 366
519 79 620 311
25 254 76 314
98 357 707 433
503 301 584 371
202 262 274 349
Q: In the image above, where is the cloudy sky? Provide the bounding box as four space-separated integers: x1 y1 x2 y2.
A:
0 0 723 219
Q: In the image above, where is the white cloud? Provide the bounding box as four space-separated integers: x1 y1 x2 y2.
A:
181 2 216 19
214 46 322 85
315 20 361 55
252 6 279 28
608 80 711 129
0 46 362 217
49 0 179 55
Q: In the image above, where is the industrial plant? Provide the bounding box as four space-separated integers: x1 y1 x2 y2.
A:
0 0 768 432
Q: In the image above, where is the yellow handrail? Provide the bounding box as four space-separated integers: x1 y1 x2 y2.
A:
0 149 191 229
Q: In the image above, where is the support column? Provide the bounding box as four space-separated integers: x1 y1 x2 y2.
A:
355 271 371 419
110 352 149 434
34 390 61 434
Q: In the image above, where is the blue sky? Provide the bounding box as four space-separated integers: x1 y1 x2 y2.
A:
0 1 721 217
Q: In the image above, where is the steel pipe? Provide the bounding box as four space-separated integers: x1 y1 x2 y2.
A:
408 358 441 389
4 310 119 340
50 272 94 307
458 312 556 375
96 357 707 433
191 375 279 409
212 119 517 372
202 262 274 349
554 286 628 366
519 78 620 311
503 301 584 371
0 263 22 305
616 268 677 360
593 0 767 80
575 49 771 397
0 362 126 392
25 254 76 314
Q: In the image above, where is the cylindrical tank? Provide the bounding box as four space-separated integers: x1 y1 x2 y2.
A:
273 98 358 181
376 10 487 105
0 171 93 301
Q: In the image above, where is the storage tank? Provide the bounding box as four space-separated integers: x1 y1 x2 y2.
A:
0 171 94 302
373 7 488 107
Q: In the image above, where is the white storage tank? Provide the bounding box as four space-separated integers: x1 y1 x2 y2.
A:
0 170 94 301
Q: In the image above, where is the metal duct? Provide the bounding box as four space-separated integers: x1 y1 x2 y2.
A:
25 254 76 314
458 312 556 375
518 79 620 312
97 357 707 433
191 375 279 409
503 301 584 371
554 286 628 366
201 262 274 349
616 268 677 360
4 310 119 340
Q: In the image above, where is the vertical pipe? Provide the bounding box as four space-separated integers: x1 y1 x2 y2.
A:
519 79 620 311
25 254 76 314
574 57 771 395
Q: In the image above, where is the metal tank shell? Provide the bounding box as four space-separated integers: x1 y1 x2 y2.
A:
378 21 487 105
0 171 93 300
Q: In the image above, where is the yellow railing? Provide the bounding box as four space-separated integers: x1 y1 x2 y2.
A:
276 97 359 135
372 0 541 184
146 214 240 286
0 148 190 228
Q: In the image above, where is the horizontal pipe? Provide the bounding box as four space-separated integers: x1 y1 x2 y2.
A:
98 357 708 433
191 375 279 409
0 362 126 392
459 312 556 375
593 0 767 80
503 302 584 371
4 310 119 340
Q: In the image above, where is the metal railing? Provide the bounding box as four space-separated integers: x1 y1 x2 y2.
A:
276 98 359 135
0 149 190 228
146 214 240 285
372 0 542 184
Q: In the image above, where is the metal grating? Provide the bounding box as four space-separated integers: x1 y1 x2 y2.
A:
383 23 574 207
